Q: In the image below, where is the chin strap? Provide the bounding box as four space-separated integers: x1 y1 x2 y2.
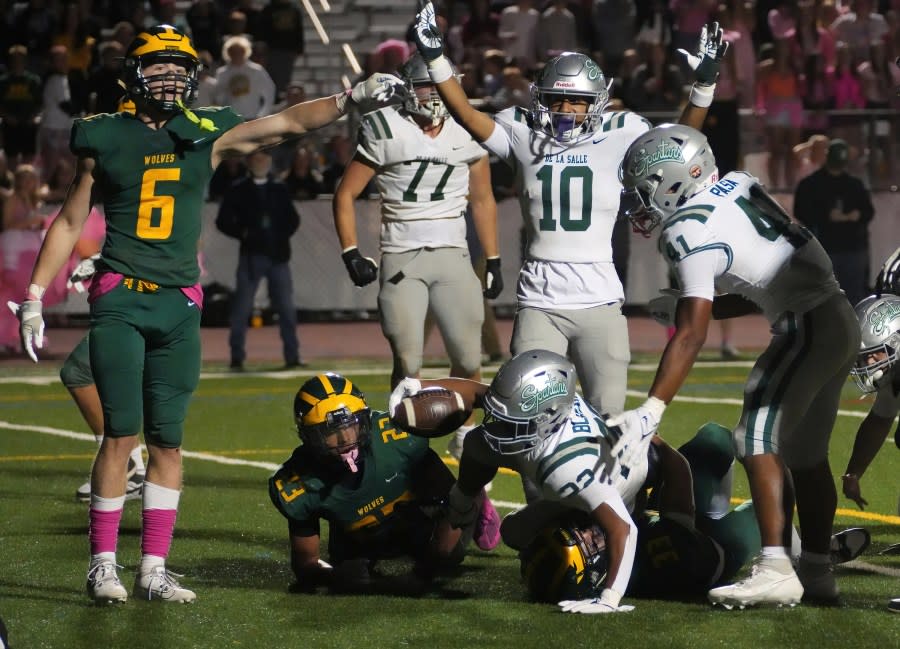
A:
175 99 218 132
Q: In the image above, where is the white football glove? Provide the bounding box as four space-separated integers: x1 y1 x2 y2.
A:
559 589 634 614
606 397 666 483
67 253 101 293
7 300 44 363
446 483 477 529
677 21 729 86
388 377 423 417
350 73 406 106
875 245 900 297
647 288 681 327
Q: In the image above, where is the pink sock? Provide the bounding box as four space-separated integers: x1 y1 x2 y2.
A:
142 508 178 559
89 508 123 555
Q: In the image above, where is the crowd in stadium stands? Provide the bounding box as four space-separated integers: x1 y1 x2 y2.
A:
0 0 896 354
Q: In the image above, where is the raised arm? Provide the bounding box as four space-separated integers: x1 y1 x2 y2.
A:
411 0 497 143
676 22 730 130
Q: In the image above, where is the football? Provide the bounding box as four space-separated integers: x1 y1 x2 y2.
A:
392 387 470 438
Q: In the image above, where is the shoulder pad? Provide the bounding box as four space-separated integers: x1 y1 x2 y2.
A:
166 106 243 146
361 109 397 141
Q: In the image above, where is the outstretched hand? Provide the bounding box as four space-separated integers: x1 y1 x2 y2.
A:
412 0 444 63
678 22 729 86
350 73 407 106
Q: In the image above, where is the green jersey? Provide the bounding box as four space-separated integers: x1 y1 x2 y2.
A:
70 107 242 286
269 411 432 559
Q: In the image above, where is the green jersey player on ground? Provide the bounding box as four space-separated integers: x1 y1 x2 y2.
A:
269 373 500 593
9 24 404 605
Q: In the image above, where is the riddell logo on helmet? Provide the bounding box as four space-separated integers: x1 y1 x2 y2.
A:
554 82 576 88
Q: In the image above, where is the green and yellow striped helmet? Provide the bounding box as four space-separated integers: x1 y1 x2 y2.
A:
294 373 371 464
122 24 200 113
520 522 608 602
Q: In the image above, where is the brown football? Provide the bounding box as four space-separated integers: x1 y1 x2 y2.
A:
392 387 470 438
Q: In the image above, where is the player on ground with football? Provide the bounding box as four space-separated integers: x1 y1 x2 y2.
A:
390 350 700 613
613 123 859 608
269 373 500 594
9 24 404 604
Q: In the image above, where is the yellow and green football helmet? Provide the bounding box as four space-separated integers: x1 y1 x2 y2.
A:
520 521 608 602
294 373 371 472
122 24 200 113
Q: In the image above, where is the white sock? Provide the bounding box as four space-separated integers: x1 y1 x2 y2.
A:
760 546 790 561
140 555 165 575
90 551 116 567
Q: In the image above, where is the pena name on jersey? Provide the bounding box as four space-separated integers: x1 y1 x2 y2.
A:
268 410 431 552
356 106 485 252
661 171 842 322
469 394 648 514
70 107 242 286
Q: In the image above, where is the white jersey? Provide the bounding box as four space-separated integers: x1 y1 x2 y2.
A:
468 394 648 514
356 106 486 253
484 108 650 308
661 171 842 322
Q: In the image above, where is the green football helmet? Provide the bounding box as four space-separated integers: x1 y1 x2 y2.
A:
520 522 608 602
294 373 371 472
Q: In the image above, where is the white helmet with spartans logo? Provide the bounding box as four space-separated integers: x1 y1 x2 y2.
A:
620 123 718 235
850 294 900 393
531 52 610 143
481 350 577 454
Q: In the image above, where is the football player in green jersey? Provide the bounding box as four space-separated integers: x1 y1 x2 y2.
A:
269 373 501 594
9 24 404 605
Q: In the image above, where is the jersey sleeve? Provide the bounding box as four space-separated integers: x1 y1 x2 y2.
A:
661 215 728 301
69 115 103 157
268 460 317 524
355 110 392 168
483 106 528 163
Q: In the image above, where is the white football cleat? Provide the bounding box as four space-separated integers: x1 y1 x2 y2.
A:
86 561 128 604
708 557 803 609
133 566 196 603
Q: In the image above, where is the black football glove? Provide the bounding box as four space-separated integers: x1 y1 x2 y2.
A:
341 247 378 287
483 256 503 299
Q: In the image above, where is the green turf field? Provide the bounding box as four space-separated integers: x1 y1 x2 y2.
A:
1 356 898 649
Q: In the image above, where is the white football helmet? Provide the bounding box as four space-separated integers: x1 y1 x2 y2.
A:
850 294 900 393
481 350 577 455
399 52 450 125
620 123 718 235
531 52 610 143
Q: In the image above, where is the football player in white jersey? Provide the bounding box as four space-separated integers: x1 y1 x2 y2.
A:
612 123 859 609
410 1 728 426
389 349 700 613
334 53 501 411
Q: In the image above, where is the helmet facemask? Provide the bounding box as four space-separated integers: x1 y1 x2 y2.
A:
125 52 200 114
621 179 665 237
481 400 570 455
404 82 449 126
532 86 609 143
299 406 372 473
